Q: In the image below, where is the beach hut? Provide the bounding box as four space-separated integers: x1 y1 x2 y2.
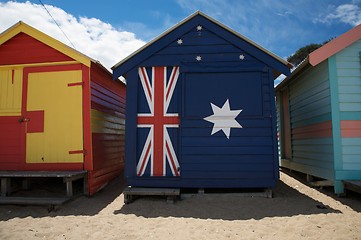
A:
0 22 125 197
112 11 291 194
276 24 361 195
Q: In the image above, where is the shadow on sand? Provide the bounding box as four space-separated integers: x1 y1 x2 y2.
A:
3 170 360 221
113 179 342 221
281 169 361 213
0 174 126 220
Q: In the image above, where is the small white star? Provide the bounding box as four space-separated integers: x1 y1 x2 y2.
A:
177 39 183 45
239 54 245 60
196 55 202 61
204 99 243 139
196 25 202 31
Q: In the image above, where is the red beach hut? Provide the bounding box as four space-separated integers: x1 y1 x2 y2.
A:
0 22 125 198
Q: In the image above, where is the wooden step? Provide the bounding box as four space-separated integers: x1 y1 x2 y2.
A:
124 187 180 196
123 187 180 204
343 180 361 194
0 196 70 206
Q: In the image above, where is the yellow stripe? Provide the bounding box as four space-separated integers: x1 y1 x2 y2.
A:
91 109 125 134
0 61 79 70
0 68 22 116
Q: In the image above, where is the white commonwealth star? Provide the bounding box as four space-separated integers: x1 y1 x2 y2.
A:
203 99 243 139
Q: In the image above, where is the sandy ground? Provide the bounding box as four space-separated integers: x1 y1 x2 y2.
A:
0 171 360 240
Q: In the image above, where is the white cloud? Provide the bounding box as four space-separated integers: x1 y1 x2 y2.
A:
315 3 361 26
0 1 145 70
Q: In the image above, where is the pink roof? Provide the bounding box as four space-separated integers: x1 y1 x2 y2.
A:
309 24 361 66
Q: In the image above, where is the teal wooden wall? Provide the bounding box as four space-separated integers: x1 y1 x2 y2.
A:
333 40 361 189
336 40 361 119
278 60 335 180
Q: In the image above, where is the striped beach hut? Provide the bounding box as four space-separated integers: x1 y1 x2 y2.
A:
112 11 291 194
0 22 125 197
276 24 361 194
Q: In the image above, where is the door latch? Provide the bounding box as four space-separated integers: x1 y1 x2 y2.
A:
19 117 30 123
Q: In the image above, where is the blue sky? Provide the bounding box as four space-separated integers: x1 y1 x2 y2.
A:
0 0 360 71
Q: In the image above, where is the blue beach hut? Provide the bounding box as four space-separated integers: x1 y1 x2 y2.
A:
113 11 291 192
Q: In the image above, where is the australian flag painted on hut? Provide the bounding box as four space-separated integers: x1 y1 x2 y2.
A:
112 11 291 189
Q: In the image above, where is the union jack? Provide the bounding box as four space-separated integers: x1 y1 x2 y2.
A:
136 66 180 176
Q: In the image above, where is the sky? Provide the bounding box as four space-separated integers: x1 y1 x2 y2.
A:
0 0 360 77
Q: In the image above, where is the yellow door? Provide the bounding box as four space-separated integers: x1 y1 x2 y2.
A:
26 70 83 163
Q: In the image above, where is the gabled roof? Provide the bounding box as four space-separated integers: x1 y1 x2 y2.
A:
112 11 291 79
309 24 361 66
0 21 92 67
276 23 361 91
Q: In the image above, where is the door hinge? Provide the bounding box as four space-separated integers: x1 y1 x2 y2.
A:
68 149 86 155
67 82 84 87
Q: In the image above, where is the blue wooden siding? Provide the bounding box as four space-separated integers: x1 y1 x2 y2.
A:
118 13 289 188
279 60 334 180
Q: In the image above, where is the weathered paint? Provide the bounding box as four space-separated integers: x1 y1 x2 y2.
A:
114 12 290 189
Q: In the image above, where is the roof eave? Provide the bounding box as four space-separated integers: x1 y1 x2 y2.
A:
0 21 93 67
112 11 291 78
275 57 310 91
309 23 361 66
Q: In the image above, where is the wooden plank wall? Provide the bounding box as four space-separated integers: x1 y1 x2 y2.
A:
125 23 280 188
281 61 335 179
335 40 361 172
89 63 126 195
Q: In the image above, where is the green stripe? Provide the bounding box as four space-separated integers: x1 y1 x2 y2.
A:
340 111 361 120
292 113 332 128
335 170 361 180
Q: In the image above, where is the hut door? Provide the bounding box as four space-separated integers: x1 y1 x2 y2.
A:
25 70 84 164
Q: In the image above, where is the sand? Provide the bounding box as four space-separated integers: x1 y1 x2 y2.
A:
0 171 360 240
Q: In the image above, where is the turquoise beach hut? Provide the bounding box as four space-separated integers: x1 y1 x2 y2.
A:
275 24 361 195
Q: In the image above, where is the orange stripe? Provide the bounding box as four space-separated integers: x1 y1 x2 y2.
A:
341 120 361 138
292 121 332 139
